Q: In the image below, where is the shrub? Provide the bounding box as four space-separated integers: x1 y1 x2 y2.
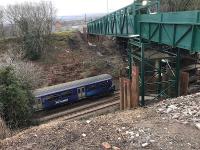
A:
0 67 34 129
23 33 42 60
0 51 45 89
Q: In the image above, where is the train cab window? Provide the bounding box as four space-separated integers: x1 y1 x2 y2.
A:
37 98 41 103
100 82 107 87
78 89 81 93
34 98 41 105
61 90 72 97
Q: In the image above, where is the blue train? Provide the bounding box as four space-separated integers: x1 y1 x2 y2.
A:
33 74 115 111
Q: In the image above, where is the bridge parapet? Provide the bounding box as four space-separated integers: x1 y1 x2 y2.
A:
87 0 160 37
87 1 200 52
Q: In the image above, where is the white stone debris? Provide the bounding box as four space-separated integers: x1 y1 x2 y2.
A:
86 120 91 124
33 134 37 137
88 42 96 47
195 123 200 130
118 137 121 140
97 51 103 57
82 133 86 137
155 93 200 125
136 133 139 137
122 127 126 130
150 140 155 143
141 142 149 147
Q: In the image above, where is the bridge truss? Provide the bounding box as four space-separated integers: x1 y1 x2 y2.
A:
87 0 200 106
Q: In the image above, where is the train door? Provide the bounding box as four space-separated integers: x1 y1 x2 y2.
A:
77 87 86 99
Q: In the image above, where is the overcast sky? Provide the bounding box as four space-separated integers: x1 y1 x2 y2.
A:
1 0 134 16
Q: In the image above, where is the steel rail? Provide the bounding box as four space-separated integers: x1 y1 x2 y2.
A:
36 93 119 122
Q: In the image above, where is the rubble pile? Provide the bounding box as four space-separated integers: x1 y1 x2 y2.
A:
117 126 155 149
155 93 200 128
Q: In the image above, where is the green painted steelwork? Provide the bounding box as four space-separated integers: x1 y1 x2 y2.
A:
87 1 160 37
141 43 145 106
137 11 200 52
128 39 179 106
87 1 200 52
87 0 199 106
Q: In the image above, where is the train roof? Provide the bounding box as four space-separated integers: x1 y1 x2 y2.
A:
33 74 112 97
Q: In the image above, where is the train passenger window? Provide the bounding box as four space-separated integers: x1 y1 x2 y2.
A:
88 85 96 90
46 94 58 101
61 90 72 97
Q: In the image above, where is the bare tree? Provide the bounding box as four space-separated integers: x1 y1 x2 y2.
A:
0 6 4 39
161 0 200 12
6 1 56 60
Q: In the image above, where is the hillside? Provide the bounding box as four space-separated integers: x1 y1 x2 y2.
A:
38 32 125 88
1 93 200 150
0 31 125 89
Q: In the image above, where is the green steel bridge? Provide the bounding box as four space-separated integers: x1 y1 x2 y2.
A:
87 0 200 105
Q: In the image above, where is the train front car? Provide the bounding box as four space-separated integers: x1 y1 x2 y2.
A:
33 74 115 111
85 74 115 98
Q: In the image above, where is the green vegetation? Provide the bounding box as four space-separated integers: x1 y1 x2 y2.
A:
0 67 34 129
50 31 75 47
52 31 75 38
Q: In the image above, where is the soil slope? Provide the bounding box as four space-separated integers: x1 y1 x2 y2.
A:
1 93 200 150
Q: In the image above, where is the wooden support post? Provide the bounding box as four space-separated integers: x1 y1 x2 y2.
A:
180 71 189 96
125 79 131 109
123 80 128 109
120 78 124 110
131 66 139 107
119 67 139 110
120 78 132 110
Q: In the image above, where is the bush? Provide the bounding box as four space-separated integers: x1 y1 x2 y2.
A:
23 33 42 60
0 51 45 89
0 67 34 129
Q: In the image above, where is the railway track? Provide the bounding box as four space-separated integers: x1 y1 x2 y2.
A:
35 92 120 122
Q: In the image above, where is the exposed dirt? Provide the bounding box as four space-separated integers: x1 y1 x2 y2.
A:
0 31 126 88
37 31 125 87
1 93 200 150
